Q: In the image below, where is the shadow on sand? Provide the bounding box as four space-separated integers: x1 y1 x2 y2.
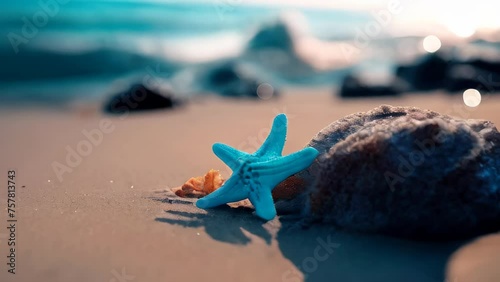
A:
154 195 465 282
154 196 272 245
276 222 465 282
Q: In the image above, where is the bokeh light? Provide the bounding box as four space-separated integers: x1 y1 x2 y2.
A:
463 89 481 107
422 35 441 53
257 83 275 100
448 23 476 38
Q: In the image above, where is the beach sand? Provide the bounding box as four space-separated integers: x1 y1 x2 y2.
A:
0 90 499 282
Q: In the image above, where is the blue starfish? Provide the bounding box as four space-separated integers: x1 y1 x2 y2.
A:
196 114 319 221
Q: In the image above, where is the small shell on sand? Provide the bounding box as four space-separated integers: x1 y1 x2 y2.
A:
174 169 224 198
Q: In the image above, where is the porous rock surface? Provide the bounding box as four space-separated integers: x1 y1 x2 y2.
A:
295 105 500 240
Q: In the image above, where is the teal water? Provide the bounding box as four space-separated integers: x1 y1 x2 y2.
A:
0 0 388 102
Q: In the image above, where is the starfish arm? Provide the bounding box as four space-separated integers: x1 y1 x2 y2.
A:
255 114 287 158
196 174 248 209
251 147 319 188
194 114 316 221
248 183 276 221
212 143 249 170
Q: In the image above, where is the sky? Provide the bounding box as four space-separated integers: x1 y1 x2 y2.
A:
7 0 497 38
174 0 500 37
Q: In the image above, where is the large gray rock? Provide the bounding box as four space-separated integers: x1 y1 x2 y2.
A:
289 105 500 240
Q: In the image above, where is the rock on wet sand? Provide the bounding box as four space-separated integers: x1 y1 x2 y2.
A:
104 83 181 114
293 105 500 240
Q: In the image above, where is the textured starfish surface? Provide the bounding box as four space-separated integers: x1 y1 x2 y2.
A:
196 114 319 221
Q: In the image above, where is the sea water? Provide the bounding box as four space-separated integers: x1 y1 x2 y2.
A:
0 0 423 103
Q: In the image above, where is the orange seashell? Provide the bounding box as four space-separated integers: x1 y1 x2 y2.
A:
203 169 224 194
175 169 225 198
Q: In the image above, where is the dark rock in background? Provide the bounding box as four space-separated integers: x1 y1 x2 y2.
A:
204 62 279 99
293 105 500 240
396 52 451 91
243 16 324 81
339 73 408 98
443 64 500 92
394 48 500 94
247 19 295 52
104 83 181 114
208 63 241 87
466 57 500 74
444 64 485 92
445 59 500 92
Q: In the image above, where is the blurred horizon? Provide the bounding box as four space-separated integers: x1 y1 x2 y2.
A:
1 0 499 103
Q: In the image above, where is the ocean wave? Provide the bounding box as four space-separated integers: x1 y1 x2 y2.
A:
0 4 397 101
